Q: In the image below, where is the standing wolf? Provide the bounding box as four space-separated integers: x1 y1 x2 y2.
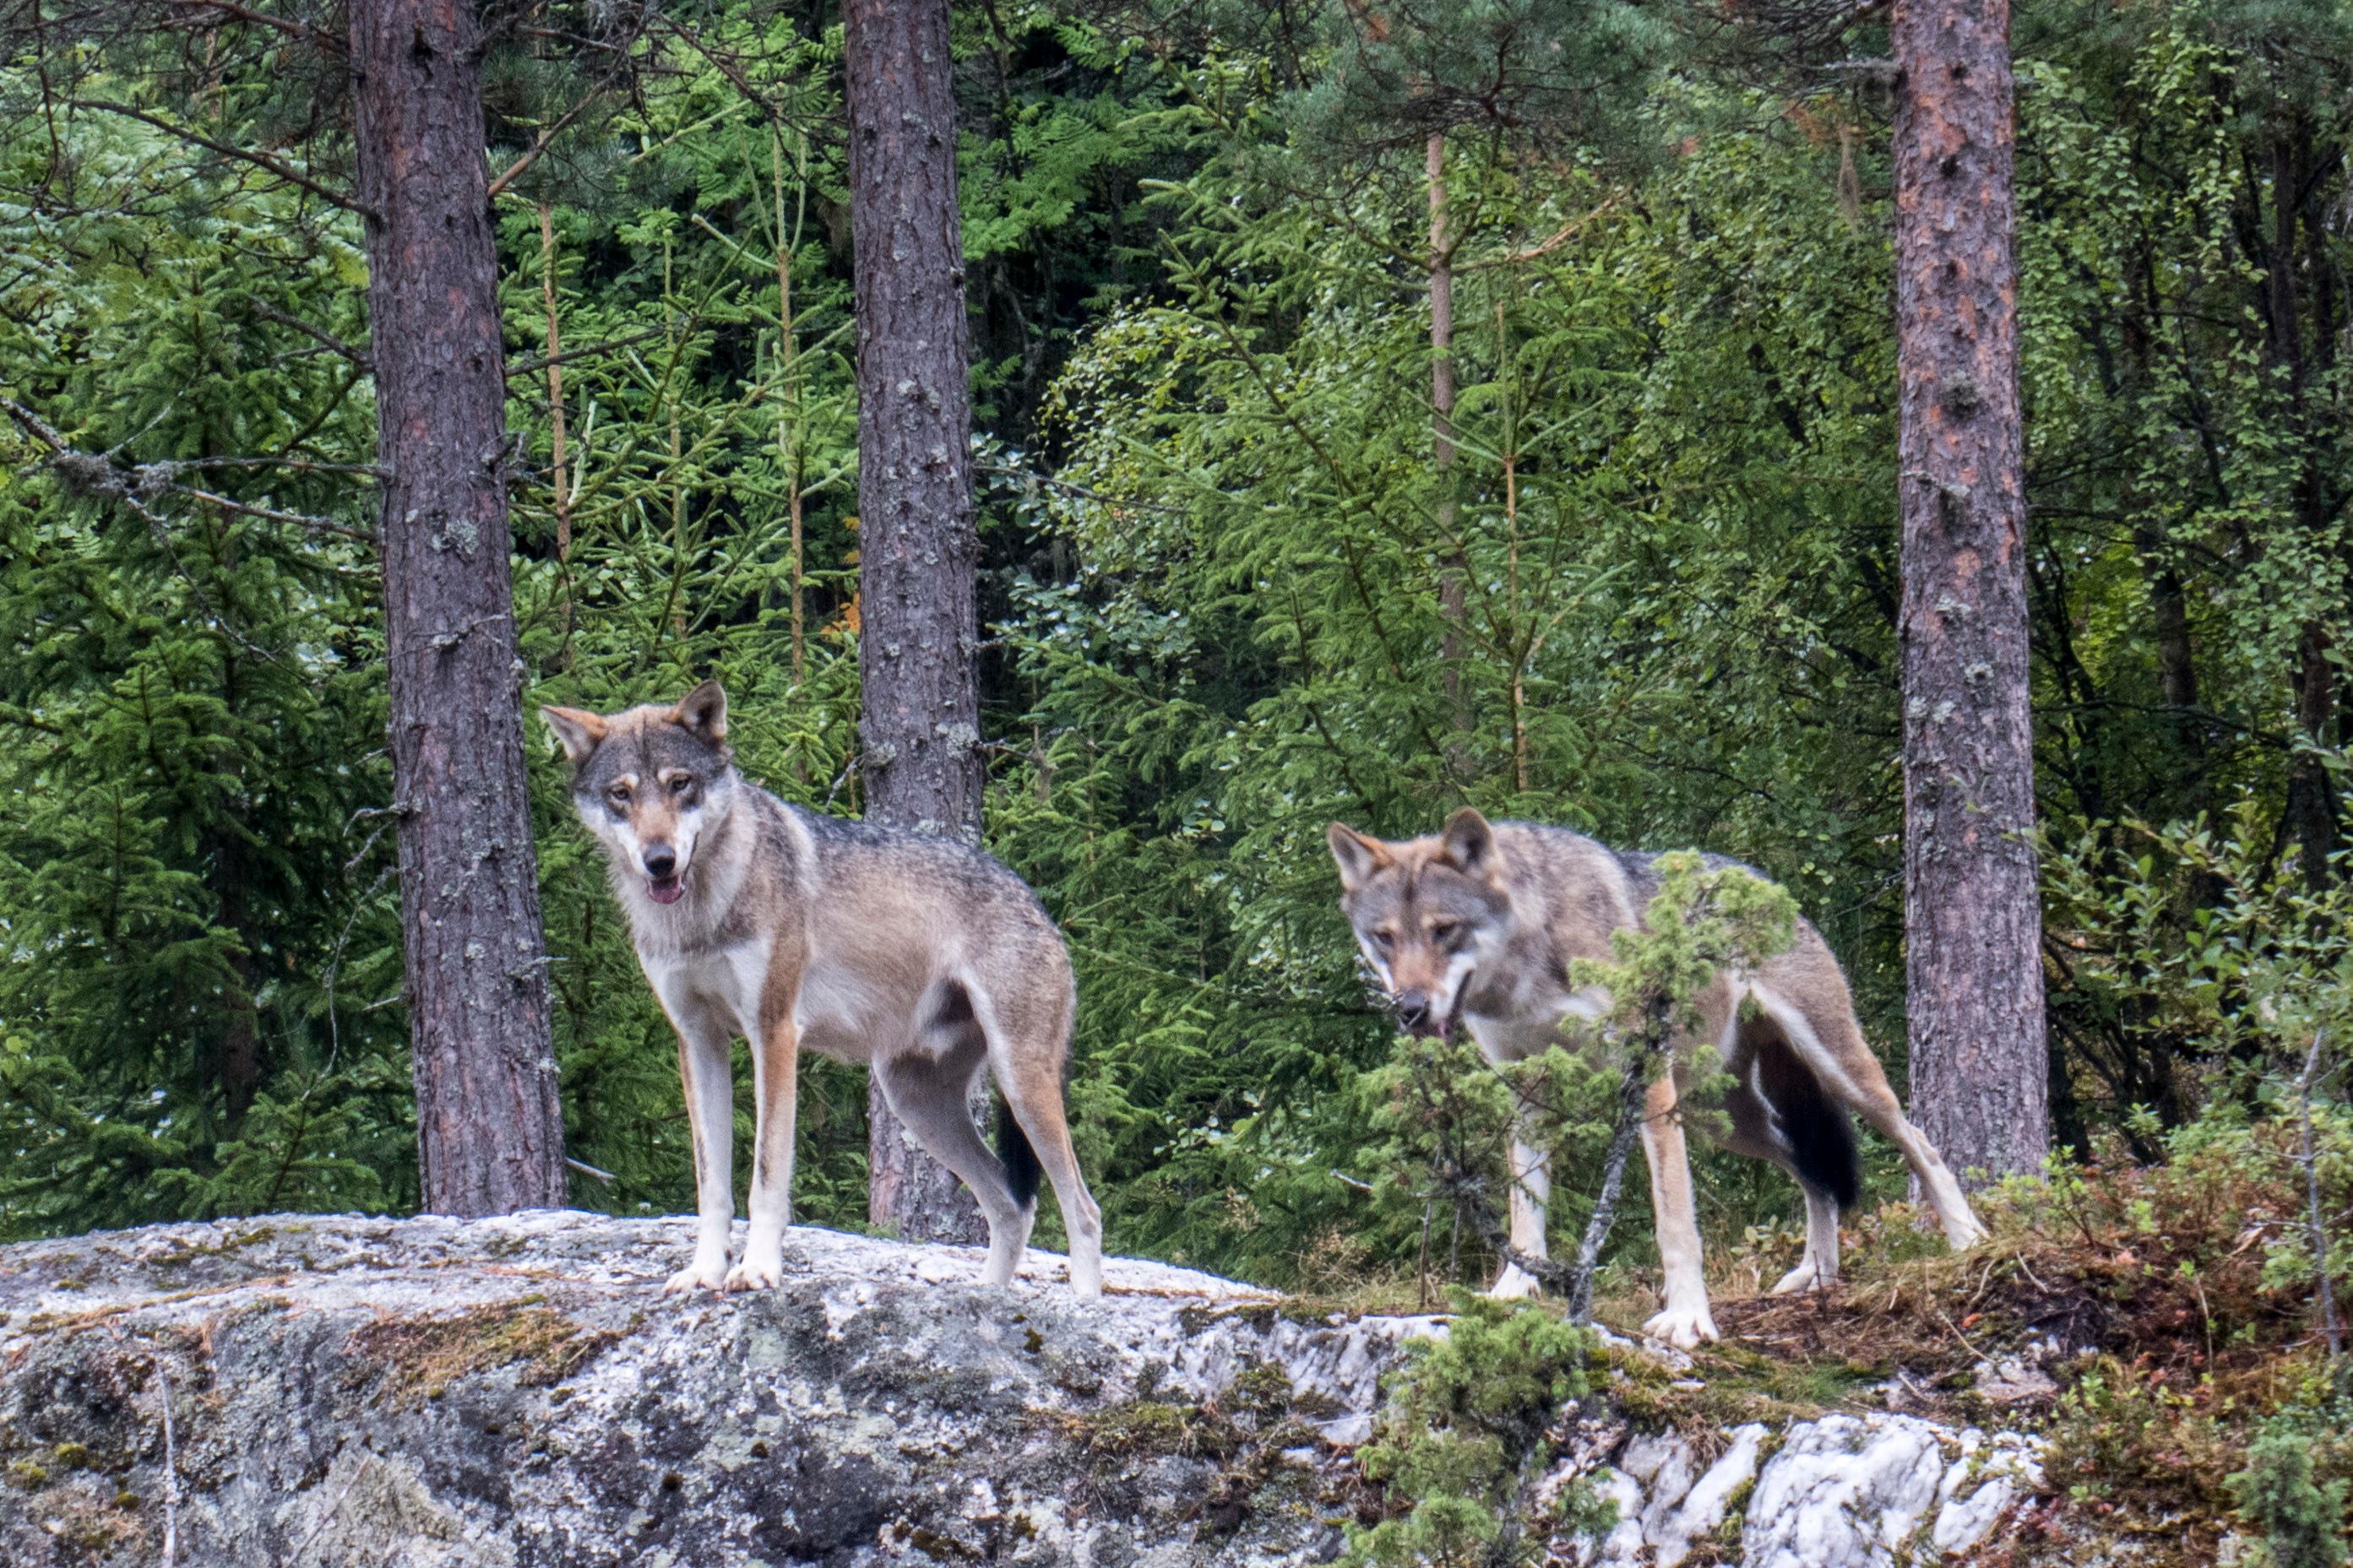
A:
1329 809 1984 1347
542 681 1104 1296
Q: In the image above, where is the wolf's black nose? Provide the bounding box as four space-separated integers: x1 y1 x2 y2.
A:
643 844 677 878
1394 990 1432 1035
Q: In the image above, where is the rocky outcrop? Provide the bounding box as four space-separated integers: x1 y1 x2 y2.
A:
1569 1413 2041 1567
0 1212 2039 1565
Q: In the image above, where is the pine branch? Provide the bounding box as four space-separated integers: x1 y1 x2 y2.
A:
72 99 369 217
157 0 342 52
504 325 667 379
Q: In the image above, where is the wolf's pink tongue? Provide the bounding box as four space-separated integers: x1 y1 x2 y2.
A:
648 876 684 905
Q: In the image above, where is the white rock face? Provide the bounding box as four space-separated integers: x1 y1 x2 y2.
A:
1571 1411 2044 1568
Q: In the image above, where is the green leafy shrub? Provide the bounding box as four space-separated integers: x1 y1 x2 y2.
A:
1346 1294 1601 1568
2227 1408 2352 1568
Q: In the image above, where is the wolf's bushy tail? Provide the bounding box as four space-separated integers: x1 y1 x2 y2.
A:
1757 1030 1863 1209
997 1099 1042 1211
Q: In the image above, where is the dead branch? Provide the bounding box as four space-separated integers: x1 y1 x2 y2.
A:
3 394 374 543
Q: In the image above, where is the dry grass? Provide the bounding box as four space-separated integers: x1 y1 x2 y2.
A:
345 1299 622 1408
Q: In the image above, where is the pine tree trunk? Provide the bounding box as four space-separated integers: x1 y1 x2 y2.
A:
2267 126 2341 889
1891 0 2049 1184
845 0 989 1245
351 0 567 1215
1429 133 1470 779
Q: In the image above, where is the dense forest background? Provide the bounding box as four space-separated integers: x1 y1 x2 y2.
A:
2 0 2349 1336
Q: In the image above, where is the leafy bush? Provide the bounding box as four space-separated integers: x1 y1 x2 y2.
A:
2227 1407 2352 1568
1347 1294 1600 1568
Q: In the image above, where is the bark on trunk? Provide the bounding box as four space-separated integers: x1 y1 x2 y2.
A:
2269 127 2341 888
539 203 572 567
1429 133 1470 779
774 130 807 691
845 0 989 1245
351 0 567 1214
1891 0 2050 1184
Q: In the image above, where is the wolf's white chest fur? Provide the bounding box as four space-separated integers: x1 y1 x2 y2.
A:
639 931 894 1064
642 936 775 1043
1464 982 1613 1066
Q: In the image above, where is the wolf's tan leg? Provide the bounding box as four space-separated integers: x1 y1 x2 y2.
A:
967 974 1103 1297
997 1087 1102 1298
983 1023 1104 1298
1638 1072 1719 1348
661 1006 736 1294
728 1015 799 1292
1486 1113 1551 1300
1773 1183 1844 1295
1846 1083 1986 1249
874 1038 1036 1286
1759 986 1987 1250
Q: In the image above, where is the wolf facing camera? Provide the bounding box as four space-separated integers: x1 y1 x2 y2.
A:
542 681 1104 1297
1328 808 1985 1348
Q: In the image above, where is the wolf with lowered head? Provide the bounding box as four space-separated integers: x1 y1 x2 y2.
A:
1329 809 1984 1348
542 681 1104 1296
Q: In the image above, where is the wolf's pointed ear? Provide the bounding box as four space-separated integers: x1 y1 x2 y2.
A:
1328 822 1393 893
1437 807 1499 878
672 679 728 745
540 706 606 767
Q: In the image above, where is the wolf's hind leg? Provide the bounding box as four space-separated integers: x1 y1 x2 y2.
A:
978 985 1104 1298
874 1024 1035 1287
1769 990 1988 1251
1772 1182 1844 1294
1849 1088 1987 1250
1726 1012 1858 1294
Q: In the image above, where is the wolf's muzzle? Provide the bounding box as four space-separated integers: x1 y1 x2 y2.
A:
642 844 686 905
1394 989 1446 1039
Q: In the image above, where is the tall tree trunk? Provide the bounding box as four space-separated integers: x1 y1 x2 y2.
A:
2268 126 2340 888
1429 133 1470 780
845 0 989 1245
539 202 575 667
2119 246 2209 801
1891 0 2049 1184
351 0 567 1215
775 128 807 692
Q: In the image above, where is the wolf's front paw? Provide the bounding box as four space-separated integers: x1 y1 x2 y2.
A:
1484 1263 1543 1300
1642 1303 1720 1349
723 1255 784 1293
663 1261 726 1294
1770 1259 1828 1295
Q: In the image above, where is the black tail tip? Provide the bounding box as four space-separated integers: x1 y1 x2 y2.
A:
997 1099 1042 1211
1791 1103 1863 1212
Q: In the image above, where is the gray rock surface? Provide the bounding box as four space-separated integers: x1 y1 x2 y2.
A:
1562 1413 2041 1568
0 1211 2040 1566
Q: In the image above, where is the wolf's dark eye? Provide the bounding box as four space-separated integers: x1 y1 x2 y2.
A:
668 774 694 797
1372 929 1396 950
1430 920 1461 946
607 783 630 804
